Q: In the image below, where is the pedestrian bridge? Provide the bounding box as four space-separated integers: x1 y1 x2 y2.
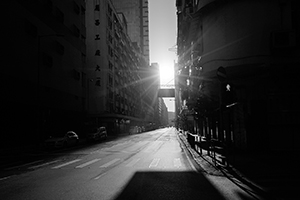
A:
158 88 175 97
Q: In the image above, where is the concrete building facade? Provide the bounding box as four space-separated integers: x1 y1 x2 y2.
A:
148 63 169 128
111 0 150 65
3 0 87 148
2 0 156 149
176 0 300 151
86 0 151 134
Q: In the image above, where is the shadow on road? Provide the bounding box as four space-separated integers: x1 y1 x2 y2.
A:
113 171 226 200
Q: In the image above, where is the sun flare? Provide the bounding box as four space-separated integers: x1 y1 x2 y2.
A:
159 62 174 88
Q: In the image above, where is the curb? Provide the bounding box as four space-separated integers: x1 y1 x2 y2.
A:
177 131 224 177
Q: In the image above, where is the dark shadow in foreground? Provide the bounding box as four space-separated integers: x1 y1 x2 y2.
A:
113 171 227 200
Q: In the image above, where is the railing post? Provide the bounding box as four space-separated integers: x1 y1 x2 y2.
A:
212 139 216 166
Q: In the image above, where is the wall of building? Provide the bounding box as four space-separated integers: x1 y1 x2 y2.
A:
176 0 300 151
111 0 142 47
85 0 152 134
3 0 87 148
111 0 150 65
200 0 281 72
85 0 107 115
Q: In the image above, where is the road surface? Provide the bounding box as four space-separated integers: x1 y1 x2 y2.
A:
0 128 256 200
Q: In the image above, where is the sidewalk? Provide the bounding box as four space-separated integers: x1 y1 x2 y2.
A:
227 151 299 200
177 130 299 200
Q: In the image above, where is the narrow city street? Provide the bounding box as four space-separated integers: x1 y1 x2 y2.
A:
0 128 261 200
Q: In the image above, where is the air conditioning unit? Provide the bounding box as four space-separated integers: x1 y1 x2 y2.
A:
271 30 296 48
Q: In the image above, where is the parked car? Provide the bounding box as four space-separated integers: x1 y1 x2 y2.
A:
129 126 142 134
45 131 79 149
87 126 107 142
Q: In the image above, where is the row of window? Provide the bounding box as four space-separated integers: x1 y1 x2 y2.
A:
23 11 83 40
91 0 145 101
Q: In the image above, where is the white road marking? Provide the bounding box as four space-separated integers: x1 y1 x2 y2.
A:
94 172 107 180
0 175 15 181
75 158 101 168
28 160 61 170
90 150 100 154
173 158 182 168
5 160 44 170
99 158 120 168
125 158 140 167
52 159 81 169
149 158 160 168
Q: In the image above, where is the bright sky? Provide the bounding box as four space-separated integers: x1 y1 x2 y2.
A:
149 0 177 112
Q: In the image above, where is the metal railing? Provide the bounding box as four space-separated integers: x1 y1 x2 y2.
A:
186 132 229 167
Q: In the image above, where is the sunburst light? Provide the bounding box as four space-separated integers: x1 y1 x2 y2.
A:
159 61 175 88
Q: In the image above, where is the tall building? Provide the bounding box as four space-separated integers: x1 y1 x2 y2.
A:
111 0 150 65
3 0 87 148
149 63 170 128
2 0 154 150
158 98 169 127
86 0 151 134
110 0 161 130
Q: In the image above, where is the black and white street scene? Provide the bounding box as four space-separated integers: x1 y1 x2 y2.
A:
2 0 300 200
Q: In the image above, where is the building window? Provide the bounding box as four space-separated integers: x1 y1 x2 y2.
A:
42 52 53 68
24 20 37 38
95 77 101 86
95 65 101 71
95 19 100 26
44 0 53 13
143 28 149 35
107 4 112 16
73 1 80 15
143 18 149 25
81 53 86 64
108 34 113 44
95 50 101 56
108 46 113 57
81 5 85 15
73 24 80 37
55 7 64 23
109 61 113 71
108 74 113 86
55 41 64 55
107 17 112 30
95 34 100 40
73 69 80 81
95 4 100 11
82 72 86 88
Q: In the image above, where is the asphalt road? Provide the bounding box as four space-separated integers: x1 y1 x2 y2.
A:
0 128 249 200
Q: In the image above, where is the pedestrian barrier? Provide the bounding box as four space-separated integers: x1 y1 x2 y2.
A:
185 132 229 167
